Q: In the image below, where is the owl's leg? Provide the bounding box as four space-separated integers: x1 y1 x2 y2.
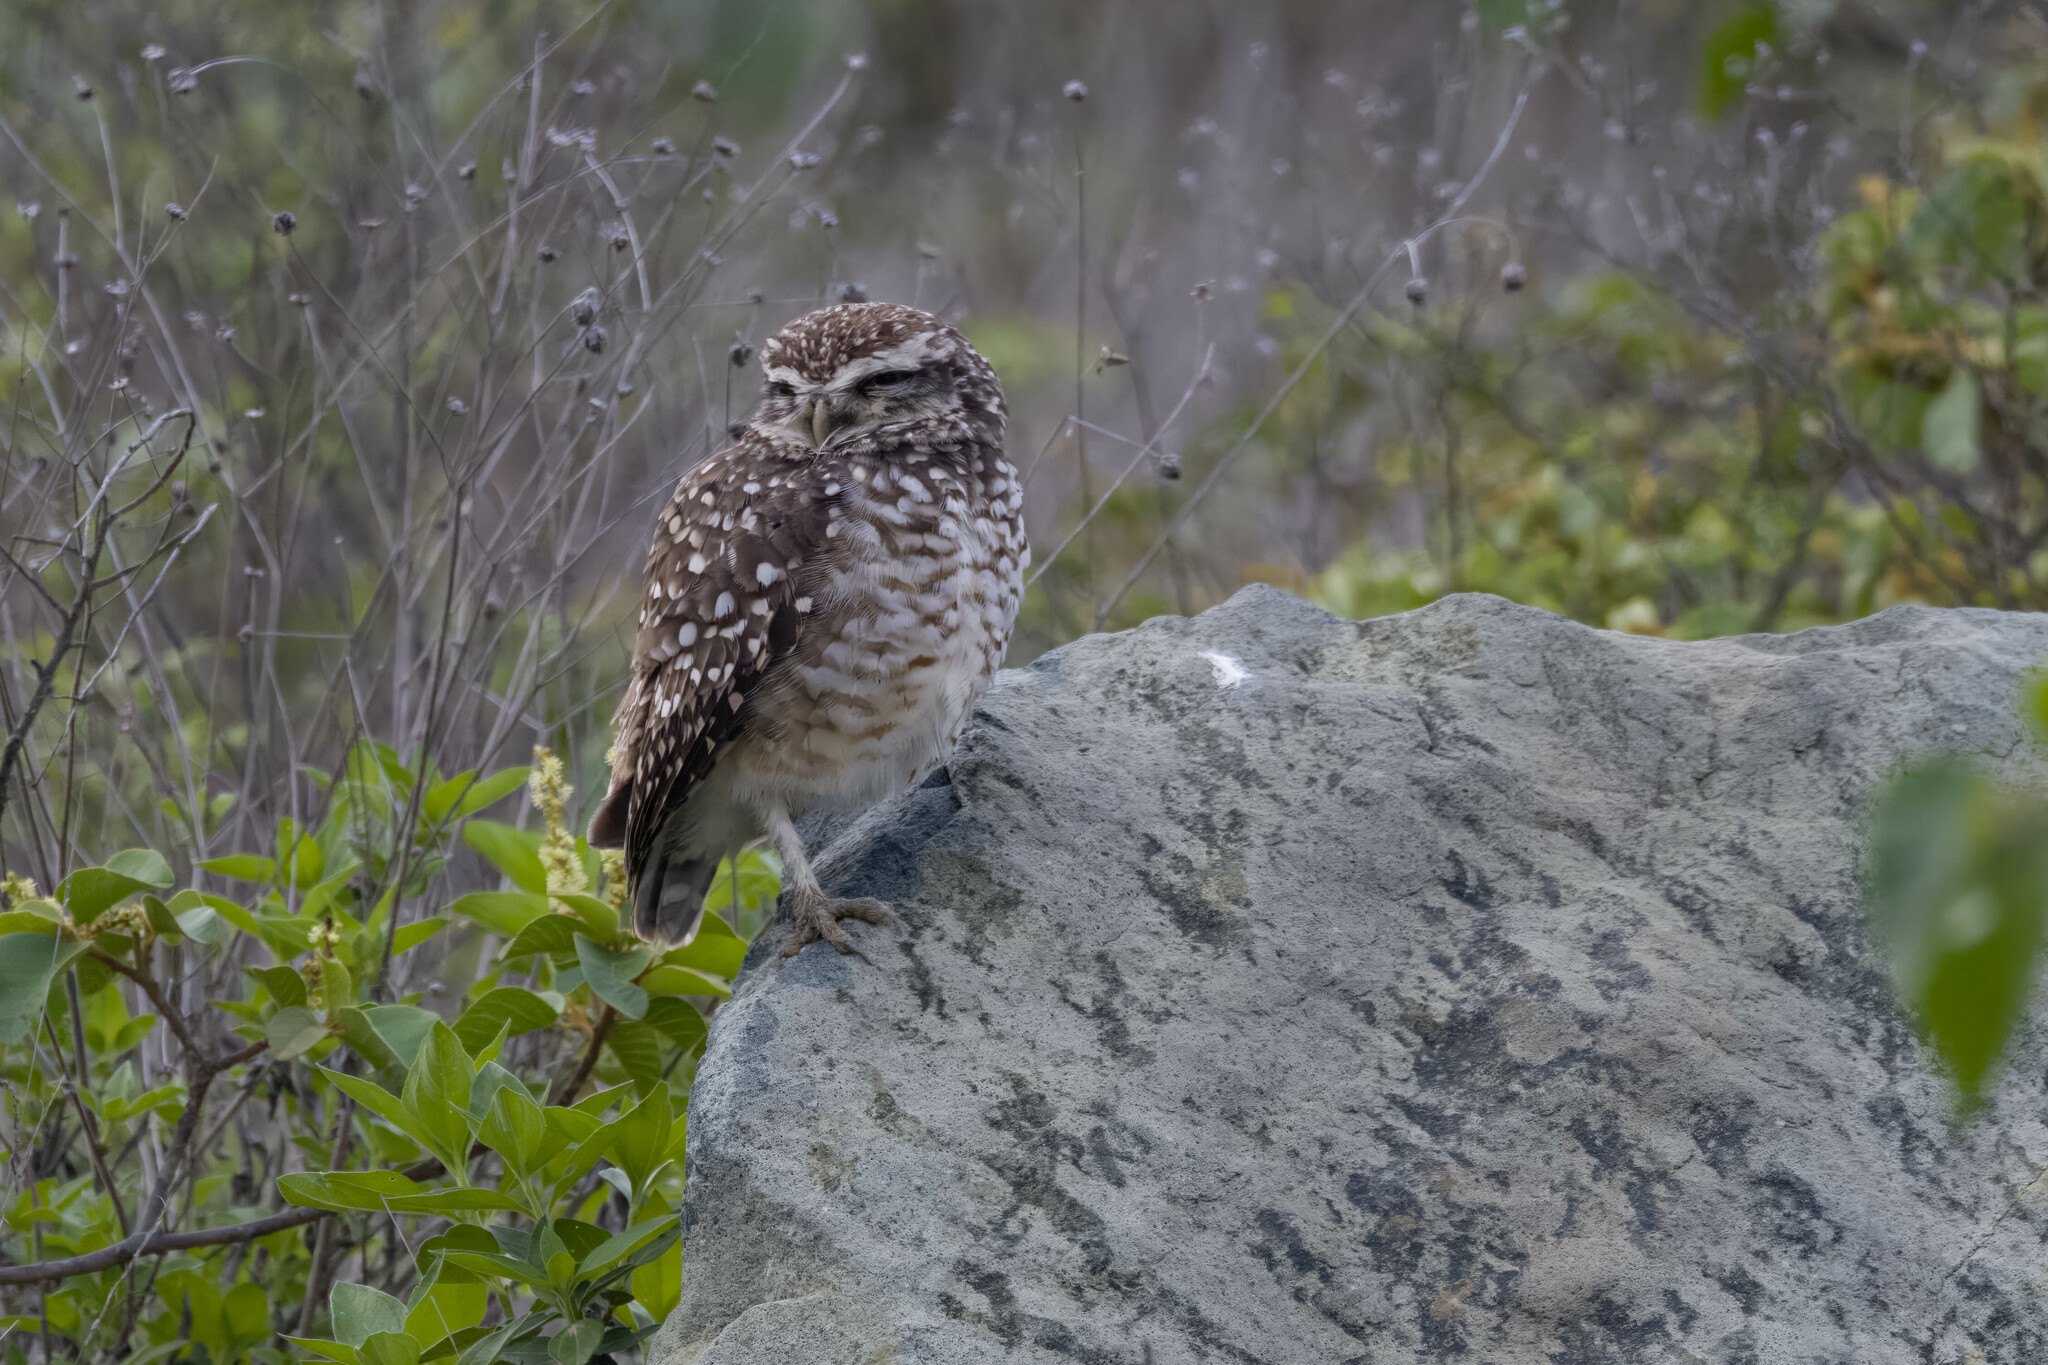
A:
762 803 890 958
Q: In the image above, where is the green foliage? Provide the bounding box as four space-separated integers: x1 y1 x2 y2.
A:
0 742 774 1363
1867 673 2048 1111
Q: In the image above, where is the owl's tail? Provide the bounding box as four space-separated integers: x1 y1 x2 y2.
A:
631 851 718 946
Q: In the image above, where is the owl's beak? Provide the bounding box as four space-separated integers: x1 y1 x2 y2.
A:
808 399 831 449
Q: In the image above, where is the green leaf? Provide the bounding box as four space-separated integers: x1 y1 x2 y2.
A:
479 1081 548 1182
1868 757 2048 1109
199 854 277 884
660 911 746 979
453 987 560 1055
280 1170 522 1215
404 1280 486 1347
553 893 618 942
364 1004 441 1068
224 1281 269 1340
360 1334 423 1365
574 934 651 1020
643 997 708 1053
501 914 582 962
451 1322 519 1365
1473 0 1527 32
266 1006 328 1060
1698 4 1778 120
316 956 354 1012
174 903 232 945
248 963 308 1009
58 864 161 920
1924 368 1982 473
284 1337 360 1364
401 1023 480 1172
576 1214 675 1276
641 964 731 1000
463 821 547 895
331 1283 408 1347
393 917 449 956
0 932 82 1044
603 1019 667 1094
610 1091 675 1193
548 1318 603 1365
447 891 549 935
426 767 530 823
107 848 176 887
334 1007 398 1071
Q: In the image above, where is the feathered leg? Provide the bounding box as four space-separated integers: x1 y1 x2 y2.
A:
763 803 888 957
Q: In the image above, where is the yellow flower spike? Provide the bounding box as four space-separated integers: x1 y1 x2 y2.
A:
601 848 628 914
1 873 38 905
530 745 588 898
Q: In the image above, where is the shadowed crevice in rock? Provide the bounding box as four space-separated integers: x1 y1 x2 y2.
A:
654 586 2048 1364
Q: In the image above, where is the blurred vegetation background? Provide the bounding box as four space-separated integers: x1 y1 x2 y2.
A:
4 0 2048 1360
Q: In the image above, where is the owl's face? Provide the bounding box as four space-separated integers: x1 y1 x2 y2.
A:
750 302 1004 457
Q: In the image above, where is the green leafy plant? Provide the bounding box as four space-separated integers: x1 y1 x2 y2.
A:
1867 673 2048 1111
0 743 773 1364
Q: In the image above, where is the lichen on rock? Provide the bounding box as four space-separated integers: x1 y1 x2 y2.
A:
654 586 2048 1364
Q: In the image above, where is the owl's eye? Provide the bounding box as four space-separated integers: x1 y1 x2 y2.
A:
765 380 796 400
857 369 921 397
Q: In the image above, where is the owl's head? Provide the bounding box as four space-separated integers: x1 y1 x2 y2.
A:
750 302 1004 456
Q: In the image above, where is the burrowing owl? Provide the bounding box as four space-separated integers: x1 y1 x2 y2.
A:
589 302 1027 957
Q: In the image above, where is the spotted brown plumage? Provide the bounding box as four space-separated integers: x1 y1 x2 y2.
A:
589 302 1027 955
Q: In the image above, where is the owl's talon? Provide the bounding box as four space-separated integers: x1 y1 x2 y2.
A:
781 891 891 958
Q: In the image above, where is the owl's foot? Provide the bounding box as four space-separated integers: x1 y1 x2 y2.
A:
780 889 891 958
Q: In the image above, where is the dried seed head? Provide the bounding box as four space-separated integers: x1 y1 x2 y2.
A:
1158 452 1182 479
537 244 558 263
582 323 608 354
288 293 311 307
359 218 385 233
165 202 187 221
1099 346 1129 367
691 80 718 102
17 202 38 220
54 252 78 270
272 210 296 236
651 136 677 156
728 338 755 367
916 240 942 260
73 76 94 101
571 287 601 326
168 68 196 94
712 136 739 159
788 151 821 170
1191 281 1214 302
1500 261 1527 293
1064 79 1089 101
446 396 468 415
1405 275 1428 305
457 161 478 180
838 281 869 303
608 225 631 252
571 79 596 97
141 44 166 62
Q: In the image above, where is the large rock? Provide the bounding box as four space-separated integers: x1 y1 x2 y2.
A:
651 587 2048 1364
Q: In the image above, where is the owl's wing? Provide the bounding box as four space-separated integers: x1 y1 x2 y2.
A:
588 440 827 893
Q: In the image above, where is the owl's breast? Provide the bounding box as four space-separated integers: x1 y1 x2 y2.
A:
722 450 1025 814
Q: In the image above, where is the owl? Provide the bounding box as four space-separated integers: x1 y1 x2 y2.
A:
589 302 1028 957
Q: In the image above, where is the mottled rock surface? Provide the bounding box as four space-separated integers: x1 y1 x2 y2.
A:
652 587 2048 1365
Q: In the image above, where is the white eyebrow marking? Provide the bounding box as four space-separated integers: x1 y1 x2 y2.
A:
1201 650 1250 688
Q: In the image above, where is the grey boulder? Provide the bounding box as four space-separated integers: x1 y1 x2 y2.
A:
651 587 2048 1364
